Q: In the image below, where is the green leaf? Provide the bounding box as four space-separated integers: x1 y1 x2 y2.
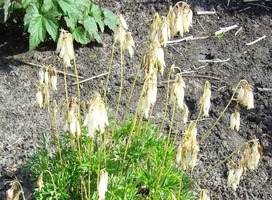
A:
57 0 78 15
103 8 119 32
28 16 46 50
3 0 12 22
64 15 77 29
22 0 32 9
72 26 91 45
43 14 59 41
24 4 39 28
42 0 54 12
90 3 104 32
83 16 97 35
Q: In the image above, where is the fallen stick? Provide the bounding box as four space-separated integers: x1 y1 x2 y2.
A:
72 72 109 85
167 35 209 44
257 87 272 92
235 27 243 36
14 59 84 79
198 58 230 63
197 11 216 15
160 74 220 83
246 35 266 46
214 25 238 35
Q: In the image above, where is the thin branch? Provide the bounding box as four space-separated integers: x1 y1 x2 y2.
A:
214 25 238 35
257 87 272 92
72 72 109 85
14 59 84 79
246 35 266 46
235 27 243 36
197 11 216 15
198 58 230 63
160 74 220 84
167 36 209 44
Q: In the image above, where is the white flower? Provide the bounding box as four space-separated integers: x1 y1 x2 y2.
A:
51 75 57 90
230 110 240 131
201 81 211 117
98 169 109 200
147 73 157 106
118 14 128 30
174 7 184 37
227 167 243 191
44 70 49 86
124 32 135 58
84 93 108 138
183 103 189 123
182 3 193 33
137 94 150 119
170 75 186 110
237 80 254 109
176 122 199 171
155 47 165 75
38 70 44 85
247 140 261 170
36 91 43 108
57 29 75 67
114 26 126 46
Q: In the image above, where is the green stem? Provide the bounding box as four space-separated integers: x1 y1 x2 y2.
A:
73 58 81 120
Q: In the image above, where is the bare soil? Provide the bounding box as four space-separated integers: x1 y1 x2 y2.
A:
0 0 271 199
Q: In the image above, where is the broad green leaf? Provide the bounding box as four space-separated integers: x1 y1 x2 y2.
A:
103 8 119 32
28 16 46 50
83 16 97 36
64 15 77 29
43 14 59 41
22 0 32 9
24 4 39 28
93 32 102 43
42 0 54 13
90 3 104 32
57 0 78 16
72 26 91 45
74 0 90 13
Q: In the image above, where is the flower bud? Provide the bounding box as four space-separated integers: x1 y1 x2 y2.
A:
200 81 211 117
36 91 43 108
230 110 240 131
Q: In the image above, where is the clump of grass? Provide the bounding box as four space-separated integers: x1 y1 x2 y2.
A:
25 119 196 199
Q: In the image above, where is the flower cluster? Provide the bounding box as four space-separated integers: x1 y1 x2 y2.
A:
83 93 109 138
137 72 157 119
97 169 109 200
150 2 193 47
227 139 262 191
176 122 199 171
36 66 58 108
237 80 254 109
6 181 20 200
56 29 75 67
114 14 135 58
169 74 189 123
64 97 81 139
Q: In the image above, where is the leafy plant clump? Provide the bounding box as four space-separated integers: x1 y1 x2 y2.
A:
24 120 196 200
0 0 119 49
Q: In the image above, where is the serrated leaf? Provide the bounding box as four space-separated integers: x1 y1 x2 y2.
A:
103 8 119 32
83 16 97 35
93 32 102 43
57 0 78 15
43 14 58 41
72 26 91 45
22 0 33 9
28 16 46 50
42 0 54 13
24 4 39 28
90 4 104 32
64 15 77 29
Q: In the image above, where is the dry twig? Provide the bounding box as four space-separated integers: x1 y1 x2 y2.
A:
214 25 238 35
72 72 109 85
246 35 266 46
198 58 230 63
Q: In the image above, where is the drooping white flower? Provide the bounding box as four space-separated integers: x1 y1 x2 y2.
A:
170 75 186 110
36 91 43 108
44 70 49 86
155 47 165 75
38 70 44 85
57 29 75 67
182 3 193 33
176 122 199 171
237 80 254 109
183 103 189 123
124 32 135 58
247 140 261 170
118 14 128 30
230 109 240 131
98 169 109 200
200 81 211 117
84 93 108 138
227 167 244 191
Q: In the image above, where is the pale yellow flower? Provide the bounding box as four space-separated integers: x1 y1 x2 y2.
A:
98 169 109 200
230 110 240 131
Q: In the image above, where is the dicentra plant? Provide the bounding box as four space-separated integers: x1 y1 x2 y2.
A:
10 1 262 200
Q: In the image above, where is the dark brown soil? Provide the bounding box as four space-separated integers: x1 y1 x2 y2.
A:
0 0 271 199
